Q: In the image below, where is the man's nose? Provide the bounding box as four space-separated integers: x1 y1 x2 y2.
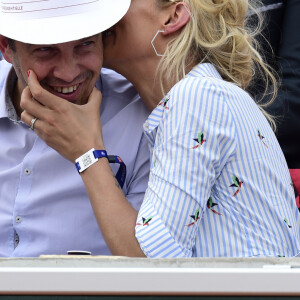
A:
52 55 81 83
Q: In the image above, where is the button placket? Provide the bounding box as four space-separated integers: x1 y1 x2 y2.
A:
14 230 19 248
24 168 31 175
15 216 22 223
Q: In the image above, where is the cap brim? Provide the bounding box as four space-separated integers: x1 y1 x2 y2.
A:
0 0 130 44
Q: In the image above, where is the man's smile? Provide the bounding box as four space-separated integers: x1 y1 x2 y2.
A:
46 82 84 103
52 84 79 94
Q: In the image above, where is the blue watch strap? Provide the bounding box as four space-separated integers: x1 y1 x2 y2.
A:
107 155 127 189
76 149 126 188
93 150 108 159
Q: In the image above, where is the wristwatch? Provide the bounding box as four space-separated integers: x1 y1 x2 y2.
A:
75 148 126 188
75 148 107 173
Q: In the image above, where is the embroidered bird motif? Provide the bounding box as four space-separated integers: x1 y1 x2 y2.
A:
230 176 243 197
207 197 222 215
258 129 268 147
136 217 153 226
284 218 292 228
186 209 200 227
192 132 206 149
158 96 169 109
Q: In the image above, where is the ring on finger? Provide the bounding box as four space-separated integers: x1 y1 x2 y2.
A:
29 117 38 131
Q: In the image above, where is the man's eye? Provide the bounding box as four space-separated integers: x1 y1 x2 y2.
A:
36 47 51 52
81 41 93 46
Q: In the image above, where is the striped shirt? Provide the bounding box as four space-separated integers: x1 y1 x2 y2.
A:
136 63 300 258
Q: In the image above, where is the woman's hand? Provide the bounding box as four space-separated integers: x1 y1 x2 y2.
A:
20 70 104 162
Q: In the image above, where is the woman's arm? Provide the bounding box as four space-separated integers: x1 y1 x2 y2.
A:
80 155 145 257
21 70 145 257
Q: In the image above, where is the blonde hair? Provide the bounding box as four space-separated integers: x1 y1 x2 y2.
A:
156 0 277 130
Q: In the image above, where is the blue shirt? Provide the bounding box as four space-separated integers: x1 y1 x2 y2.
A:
136 63 300 258
0 60 150 257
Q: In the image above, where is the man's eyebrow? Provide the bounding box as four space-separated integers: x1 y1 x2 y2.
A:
77 34 98 42
26 35 99 49
27 43 53 49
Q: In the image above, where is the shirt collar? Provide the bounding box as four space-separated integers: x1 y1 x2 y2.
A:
144 63 222 135
186 62 223 80
144 103 165 132
0 65 20 122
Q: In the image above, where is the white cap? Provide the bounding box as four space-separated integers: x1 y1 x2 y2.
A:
0 0 130 44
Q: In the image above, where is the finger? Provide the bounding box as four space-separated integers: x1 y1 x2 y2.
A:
20 86 49 119
21 110 40 131
21 111 51 145
27 69 66 110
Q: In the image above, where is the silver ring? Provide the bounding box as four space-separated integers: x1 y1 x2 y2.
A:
29 117 38 131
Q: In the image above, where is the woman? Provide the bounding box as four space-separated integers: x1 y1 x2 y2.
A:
21 0 300 257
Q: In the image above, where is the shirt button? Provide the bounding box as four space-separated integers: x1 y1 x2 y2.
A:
24 168 31 175
16 216 22 223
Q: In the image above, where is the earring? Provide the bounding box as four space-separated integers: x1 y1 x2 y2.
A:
151 30 164 57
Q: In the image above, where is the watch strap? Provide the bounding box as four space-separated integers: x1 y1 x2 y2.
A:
107 155 126 189
75 149 126 188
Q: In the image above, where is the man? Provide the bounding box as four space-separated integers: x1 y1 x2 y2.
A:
0 0 150 256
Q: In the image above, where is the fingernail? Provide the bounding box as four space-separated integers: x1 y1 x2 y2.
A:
27 70 30 77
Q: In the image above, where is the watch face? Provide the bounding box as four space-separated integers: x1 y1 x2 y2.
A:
75 148 98 173
82 153 94 169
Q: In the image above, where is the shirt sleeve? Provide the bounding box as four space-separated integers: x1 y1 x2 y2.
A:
135 77 237 257
126 134 150 211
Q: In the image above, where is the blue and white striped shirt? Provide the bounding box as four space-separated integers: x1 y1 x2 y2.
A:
136 63 300 258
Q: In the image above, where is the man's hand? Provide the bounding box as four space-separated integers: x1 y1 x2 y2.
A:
21 69 104 162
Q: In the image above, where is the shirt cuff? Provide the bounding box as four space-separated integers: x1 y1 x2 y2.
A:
135 206 192 258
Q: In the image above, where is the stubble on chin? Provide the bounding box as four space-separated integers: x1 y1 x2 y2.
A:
13 63 28 91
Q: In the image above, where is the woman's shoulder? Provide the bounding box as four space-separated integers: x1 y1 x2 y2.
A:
170 63 251 108
176 63 247 90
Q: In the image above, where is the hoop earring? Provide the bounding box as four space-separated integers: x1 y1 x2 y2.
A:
151 30 164 57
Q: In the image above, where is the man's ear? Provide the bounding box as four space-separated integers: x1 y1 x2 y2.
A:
162 2 191 36
0 35 14 63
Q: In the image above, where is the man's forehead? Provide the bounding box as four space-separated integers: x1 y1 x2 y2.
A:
23 34 101 48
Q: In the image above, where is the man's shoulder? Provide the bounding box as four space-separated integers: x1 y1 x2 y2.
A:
0 59 12 74
99 68 149 125
100 68 139 103
100 68 128 85
0 60 12 86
